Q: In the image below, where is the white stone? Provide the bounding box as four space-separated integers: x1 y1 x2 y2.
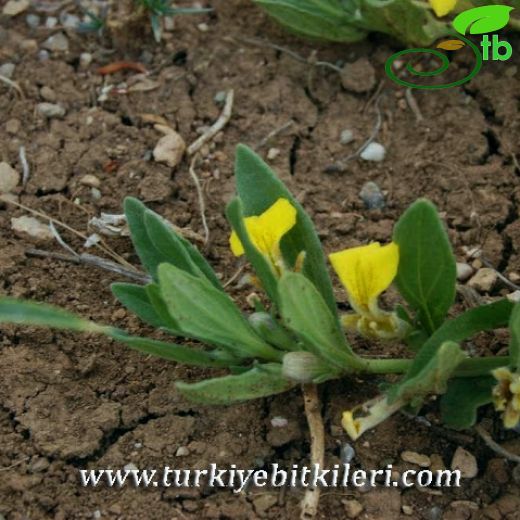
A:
270 416 288 428
80 174 100 188
267 147 280 160
175 446 190 457
37 102 66 119
451 447 478 478
0 63 15 79
360 142 386 162
153 131 186 168
507 290 520 303
467 268 497 292
456 262 474 282
3 0 29 16
123 463 138 471
11 216 53 242
0 162 20 193
45 16 58 28
42 32 69 52
340 129 354 144
401 450 431 468
79 52 93 69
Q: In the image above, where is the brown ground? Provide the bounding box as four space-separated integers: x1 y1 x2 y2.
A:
1 1 520 518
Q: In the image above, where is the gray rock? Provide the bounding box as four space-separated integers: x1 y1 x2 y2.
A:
40 85 56 102
401 450 431 468
0 162 20 193
3 0 29 16
467 268 497 293
59 12 80 29
37 102 66 119
451 447 478 478
153 131 186 168
0 63 15 79
359 181 385 210
340 129 354 145
42 32 69 52
11 216 53 242
360 142 386 162
26 13 40 28
45 16 58 28
456 262 474 282
341 443 356 464
38 50 50 62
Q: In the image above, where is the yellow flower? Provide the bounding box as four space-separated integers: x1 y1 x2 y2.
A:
229 198 297 274
329 242 407 339
429 0 457 17
342 395 405 440
492 367 520 429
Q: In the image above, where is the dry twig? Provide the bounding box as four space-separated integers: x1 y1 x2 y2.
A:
188 155 210 245
26 249 151 284
475 424 520 463
300 384 325 520
0 74 24 97
187 89 234 156
19 146 30 185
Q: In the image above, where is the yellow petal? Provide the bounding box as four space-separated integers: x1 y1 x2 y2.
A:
228 198 297 258
429 0 457 17
329 242 399 312
229 230 245 256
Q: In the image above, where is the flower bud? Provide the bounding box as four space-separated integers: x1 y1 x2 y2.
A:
248 312 295 351
282 351 332 383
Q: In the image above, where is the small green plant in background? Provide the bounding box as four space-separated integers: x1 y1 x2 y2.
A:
0 144 519 440
253 0 520 46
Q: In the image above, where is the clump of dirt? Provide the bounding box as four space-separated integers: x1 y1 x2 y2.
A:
0 1 519 518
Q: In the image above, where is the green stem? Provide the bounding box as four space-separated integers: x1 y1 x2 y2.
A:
360 356 510 377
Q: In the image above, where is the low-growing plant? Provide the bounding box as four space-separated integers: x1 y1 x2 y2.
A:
253 0 520 45
1 144 519 440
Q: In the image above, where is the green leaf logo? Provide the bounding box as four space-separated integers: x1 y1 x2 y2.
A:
453 5 514 35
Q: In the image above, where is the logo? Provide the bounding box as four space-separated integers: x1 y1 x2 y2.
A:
385 5 514 89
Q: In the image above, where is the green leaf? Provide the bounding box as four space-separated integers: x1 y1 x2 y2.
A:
234 145 338 320
440 376 495 430
389 341 467 404
509 302 520 369
111 282 166 329
125 198 222 289
453 5 514 35
176 363 295 404
145 283 183 333
278 272 358 370
393 199 456 334
157 263 282 362
0 298 229 368
226 198 279 304
144 209 222 290
405 299 513 381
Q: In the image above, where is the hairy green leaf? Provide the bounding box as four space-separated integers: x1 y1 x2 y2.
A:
176 364 294 404
440 376 495 430
0 298 228 367
278 272 357 370
158 263 282 361
393 199 456 334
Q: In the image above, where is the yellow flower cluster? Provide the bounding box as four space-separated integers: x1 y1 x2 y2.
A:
492 367 520 429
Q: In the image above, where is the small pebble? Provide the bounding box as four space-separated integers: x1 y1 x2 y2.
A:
60 12 80 29
176 446 190 457
80 175 101 188
270 416 288 428
340 129 354 145
38 50 50 62
123 463 138 471
0 63 15 79
343 498 363 518
341 443 356 464
25 13 40 28
401 450 431 468
456 262 474 282
214 90 227 104
467 268 497 293
360 142 386 162
40 86 56 102
37 102 66 119
508 290 520 303
19 39 38 53
11 216 53 242
267 147 280 160
197 22 209 32
426 506 443 520
42 32 69 52
3 0 29 16
402 505 414 515
153 131 186 168
0 162 21 193
5 119 21 134
359 181 385 210
93 510 101 519
451 447 478 478
45 16 58 28
79 52 93 69
90 188 101 201
252 494 277 516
